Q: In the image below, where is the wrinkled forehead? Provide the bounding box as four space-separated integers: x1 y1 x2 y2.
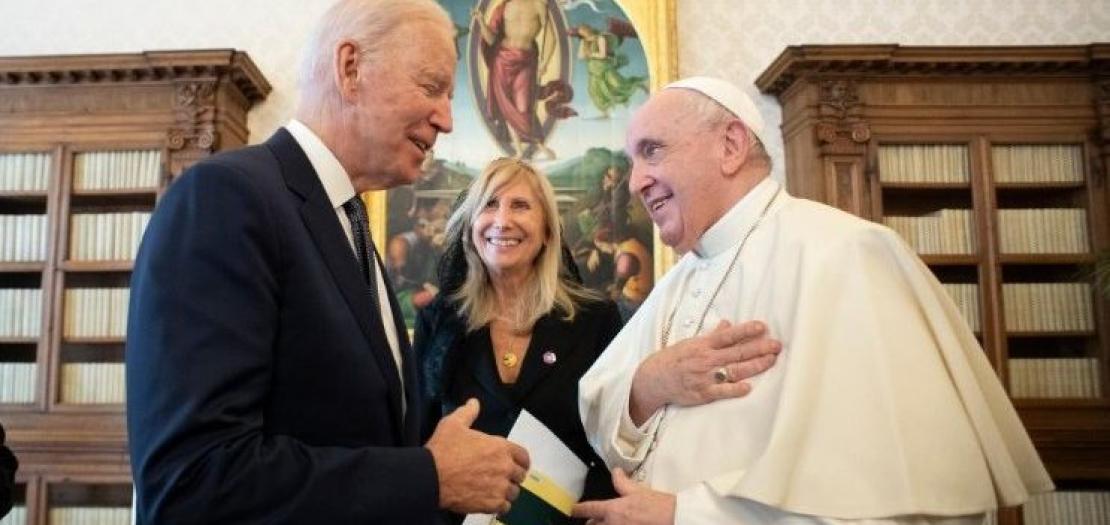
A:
626 91 695 148
381 19 455 66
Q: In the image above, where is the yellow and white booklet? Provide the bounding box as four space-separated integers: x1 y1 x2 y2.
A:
463 410 587 525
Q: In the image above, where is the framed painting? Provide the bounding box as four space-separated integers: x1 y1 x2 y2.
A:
368 0 677 326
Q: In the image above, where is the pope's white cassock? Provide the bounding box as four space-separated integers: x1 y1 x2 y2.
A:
579 177 1053 524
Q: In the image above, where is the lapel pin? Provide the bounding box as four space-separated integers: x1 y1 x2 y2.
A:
542 351 557 365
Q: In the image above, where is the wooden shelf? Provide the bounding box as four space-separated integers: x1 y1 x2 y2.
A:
51 403 126 414
1007 330 1098 338
69 189 157 207
0 337 39 344
0 261 46 272
0 190 49 200
61 260 134 272
72 188 157 197
995 181 1086 190
999 253 1095 264
919 254 980 265
880 182 971 190
62 337 125 345
1016 398 1110 409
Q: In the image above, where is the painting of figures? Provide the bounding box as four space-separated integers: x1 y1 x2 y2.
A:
384 0 657 325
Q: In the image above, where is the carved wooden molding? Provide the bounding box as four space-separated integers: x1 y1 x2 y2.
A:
0 49 271 103
815 80 871 156
167 80 220 178
1095 78 1110 185
1096 79 1110 143
756 43 1110 96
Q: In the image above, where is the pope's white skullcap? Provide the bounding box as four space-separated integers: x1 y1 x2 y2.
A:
663 76 765 144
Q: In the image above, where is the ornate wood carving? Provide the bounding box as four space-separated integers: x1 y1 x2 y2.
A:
816 80 871 155
168 81 220 178
814 80 871 216
0 49 270 177
1095 79 1110 187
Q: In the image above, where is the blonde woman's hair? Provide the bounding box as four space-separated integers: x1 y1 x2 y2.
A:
445 158 599 332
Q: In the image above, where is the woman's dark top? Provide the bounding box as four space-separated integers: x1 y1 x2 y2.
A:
415 295 624 523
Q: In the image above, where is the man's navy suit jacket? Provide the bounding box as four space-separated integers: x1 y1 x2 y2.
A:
126 129 438 524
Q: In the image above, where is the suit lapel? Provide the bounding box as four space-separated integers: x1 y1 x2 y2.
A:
266 129 405 440
374 247 423 444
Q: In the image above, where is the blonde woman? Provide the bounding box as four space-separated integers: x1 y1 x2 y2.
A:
415 158 621 522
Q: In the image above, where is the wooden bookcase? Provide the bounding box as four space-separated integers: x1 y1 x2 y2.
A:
757 44 1110 524
0 50 270 524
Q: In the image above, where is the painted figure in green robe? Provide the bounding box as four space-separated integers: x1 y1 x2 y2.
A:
573 22 647 118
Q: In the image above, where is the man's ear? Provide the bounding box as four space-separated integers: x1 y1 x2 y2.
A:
720 120 752 176
333 40 361 102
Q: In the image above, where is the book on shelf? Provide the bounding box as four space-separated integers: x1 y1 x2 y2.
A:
68 212 151 261
0 505 26 525
0 362 36 403
0 152 51 192
1002 283 1093 332
73 150 161 192
997 208 1088 254
0 288 42 338
992 144 1085 184
0 214 48 262
878 144 970 184
1009 358 1100 398
49 507 131 525
64 288 130 339
940 283 980 332
883 209 975 255
60 362 126 404
1022 490 1110 524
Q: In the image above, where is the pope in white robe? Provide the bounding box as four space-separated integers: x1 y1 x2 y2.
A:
575 77 1053 524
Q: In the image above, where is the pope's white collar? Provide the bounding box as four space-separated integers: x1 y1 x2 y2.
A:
693 177 780 259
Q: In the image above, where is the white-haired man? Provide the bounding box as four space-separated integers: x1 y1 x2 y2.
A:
575 77 1053 524
126 1 528 522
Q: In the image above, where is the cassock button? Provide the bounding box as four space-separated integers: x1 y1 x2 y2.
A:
542 351 557 365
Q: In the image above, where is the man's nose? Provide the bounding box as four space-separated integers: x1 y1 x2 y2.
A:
628 162 649 196
431 96 453 134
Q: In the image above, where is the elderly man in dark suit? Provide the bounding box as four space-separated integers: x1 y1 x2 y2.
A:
125 1 529 523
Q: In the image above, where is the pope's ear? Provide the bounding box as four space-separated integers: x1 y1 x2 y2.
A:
333 39 362 102
720 120 753 176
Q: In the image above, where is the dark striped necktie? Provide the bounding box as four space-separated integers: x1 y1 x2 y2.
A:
341 196 379 306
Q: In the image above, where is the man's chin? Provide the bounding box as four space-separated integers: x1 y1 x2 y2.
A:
392 165 425 187
659 232 685 252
